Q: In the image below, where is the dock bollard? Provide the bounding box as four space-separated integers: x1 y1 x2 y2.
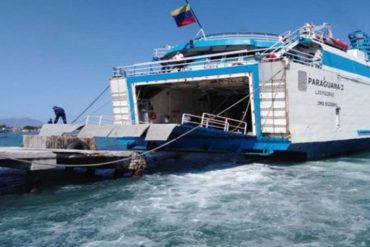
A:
128 153 147 177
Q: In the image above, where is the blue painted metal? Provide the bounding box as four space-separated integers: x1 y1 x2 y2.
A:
297 37 370 78
357 129 370 136
300 37 314 46
96 127 370 160
348 31 370 58
104 124 291 155
127 63 257 83
125 79 136 124
322 50 370 78
165 34 279 55
289 137 370 159
249 64 262 139
126 63 261 126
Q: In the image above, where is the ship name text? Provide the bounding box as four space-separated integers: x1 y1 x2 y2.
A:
308 77 344 91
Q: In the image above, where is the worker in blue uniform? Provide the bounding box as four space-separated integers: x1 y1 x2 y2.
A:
53 106 67 124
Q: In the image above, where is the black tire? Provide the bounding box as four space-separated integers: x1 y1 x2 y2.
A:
66 140 90 150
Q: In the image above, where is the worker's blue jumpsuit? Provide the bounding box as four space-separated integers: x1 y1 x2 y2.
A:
53 107 67 124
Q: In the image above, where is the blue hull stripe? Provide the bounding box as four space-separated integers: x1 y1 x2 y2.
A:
127 64 257 83
125 79 136 124
358 129 370 136
322 51 370 78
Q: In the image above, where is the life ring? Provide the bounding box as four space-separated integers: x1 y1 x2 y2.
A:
148 111 157 120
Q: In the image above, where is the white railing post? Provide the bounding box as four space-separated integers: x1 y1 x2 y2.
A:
85 116 90 125
201 113 205 127
179 112 248 135
98 116 103 126
181 114 186 124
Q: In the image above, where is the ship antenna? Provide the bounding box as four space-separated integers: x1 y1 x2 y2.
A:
185 0 206 39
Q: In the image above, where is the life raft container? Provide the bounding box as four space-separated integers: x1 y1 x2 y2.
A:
313 34 348 51
263 53 279 62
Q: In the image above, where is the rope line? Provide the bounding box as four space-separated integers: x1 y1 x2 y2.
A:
71 85 110 124
1 68 284 168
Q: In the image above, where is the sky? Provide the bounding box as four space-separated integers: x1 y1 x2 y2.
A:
0 0 369 123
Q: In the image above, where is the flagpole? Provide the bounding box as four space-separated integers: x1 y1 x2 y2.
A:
185 0 206 39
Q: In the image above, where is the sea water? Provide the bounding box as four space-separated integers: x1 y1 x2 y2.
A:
0 133 369 246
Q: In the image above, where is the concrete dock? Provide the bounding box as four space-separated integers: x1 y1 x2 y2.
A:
0 146 147 193
0 147 137 171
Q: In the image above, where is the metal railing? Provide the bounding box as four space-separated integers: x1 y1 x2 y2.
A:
84 115 114 125
285 49 321 67
196 32 280 41
181 113 248 135
117 48 268 77
259 28 301 59
115 23 338 78
153 47 172 60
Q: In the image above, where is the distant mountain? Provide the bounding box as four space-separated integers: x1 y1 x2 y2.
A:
0 118 43 128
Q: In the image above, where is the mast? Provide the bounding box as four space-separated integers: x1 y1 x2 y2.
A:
185 0 206 39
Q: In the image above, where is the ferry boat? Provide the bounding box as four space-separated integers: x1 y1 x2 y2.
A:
103 23 370 160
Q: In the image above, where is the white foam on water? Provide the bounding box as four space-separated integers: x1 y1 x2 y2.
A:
1 158 370 246
81 235 161 247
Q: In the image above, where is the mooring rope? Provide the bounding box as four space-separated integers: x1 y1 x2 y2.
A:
0 67 285 168
71 85 111 124
0 96 247 168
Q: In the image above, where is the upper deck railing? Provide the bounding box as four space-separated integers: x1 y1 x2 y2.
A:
115 23 343 78
115 46 319 78
116 48 268 77
153 47 172 60
195 32 279 41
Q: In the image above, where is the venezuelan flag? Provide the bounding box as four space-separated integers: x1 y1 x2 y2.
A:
170 4 196 27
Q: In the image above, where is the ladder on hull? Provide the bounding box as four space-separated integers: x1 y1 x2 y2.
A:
259 73 289 135
110 77 130 125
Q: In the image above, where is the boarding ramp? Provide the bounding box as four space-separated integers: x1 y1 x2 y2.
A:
77 125 115 138
145 124 178 141
109 124 150 137
38 124 84 136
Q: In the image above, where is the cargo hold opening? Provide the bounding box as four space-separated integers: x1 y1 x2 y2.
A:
135 76 253 132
